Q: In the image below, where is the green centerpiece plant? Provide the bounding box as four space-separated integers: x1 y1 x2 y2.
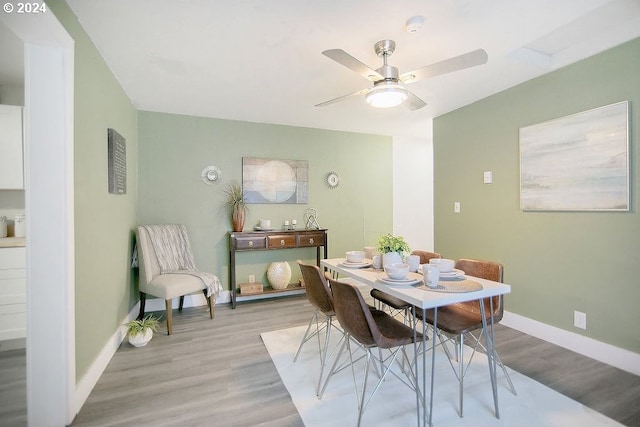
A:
377 233 411 255
377 233 411 267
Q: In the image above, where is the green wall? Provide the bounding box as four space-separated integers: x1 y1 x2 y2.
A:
434 38 640 353
137 111 392 289
49 0 139 380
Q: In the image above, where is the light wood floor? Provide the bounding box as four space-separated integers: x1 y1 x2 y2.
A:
1 296 639 426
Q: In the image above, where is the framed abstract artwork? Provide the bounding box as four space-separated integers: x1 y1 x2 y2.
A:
519 101 629 211
107 128 127 195
242 157 308 204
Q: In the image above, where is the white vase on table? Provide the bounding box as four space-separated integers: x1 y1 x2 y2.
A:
382 252 402 268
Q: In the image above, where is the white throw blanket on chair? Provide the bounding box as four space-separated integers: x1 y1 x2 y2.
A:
141 225 222 299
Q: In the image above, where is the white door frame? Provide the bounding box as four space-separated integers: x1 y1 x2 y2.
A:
1 11 76 426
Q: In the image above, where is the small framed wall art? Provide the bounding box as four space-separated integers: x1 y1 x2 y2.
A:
107 128 127 195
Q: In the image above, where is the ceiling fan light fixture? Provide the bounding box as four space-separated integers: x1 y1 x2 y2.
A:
365 83 408 108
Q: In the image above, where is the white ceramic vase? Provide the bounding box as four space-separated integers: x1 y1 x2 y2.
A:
267 261 292 290
128 328 153 347
382 252 403 268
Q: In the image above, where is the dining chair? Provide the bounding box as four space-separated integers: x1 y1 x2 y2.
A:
370 250 441 323
295 260 346 396
326 277 425 427
415 258 516 417
136 225 222 335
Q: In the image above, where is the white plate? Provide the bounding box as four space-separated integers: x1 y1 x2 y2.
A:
440 268 465 277
340 259 372 268
376 272 422 286
417 266 464 276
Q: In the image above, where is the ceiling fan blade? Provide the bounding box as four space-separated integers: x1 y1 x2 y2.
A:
315 88 370 107
322 49 384 82
405 91 427 111
400 49 488 84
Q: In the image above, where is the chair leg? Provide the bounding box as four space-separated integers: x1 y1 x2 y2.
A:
356 348 372 427
165 299 173 335
494 348 517 395
294 311 320 362
202 289 215 319
467 330 517 396
352 344 410 427
315 316 335 396
137 292 146 320
320 332 350 399
179 295 184 311
458 334 465 417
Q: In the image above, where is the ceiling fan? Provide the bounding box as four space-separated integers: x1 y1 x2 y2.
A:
316 39 488 111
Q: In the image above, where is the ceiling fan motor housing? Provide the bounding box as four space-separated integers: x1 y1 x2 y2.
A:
375 64 399 82
374 39 396 57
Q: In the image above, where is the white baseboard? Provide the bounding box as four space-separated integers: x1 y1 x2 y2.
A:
502 311 640 376
73 291 232 417
73 305 138 418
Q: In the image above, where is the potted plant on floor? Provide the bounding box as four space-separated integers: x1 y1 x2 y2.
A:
377 233 411 267
126 314 160 347
223 181 248 232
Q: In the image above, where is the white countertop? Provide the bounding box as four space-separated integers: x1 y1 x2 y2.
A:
0 237 26 248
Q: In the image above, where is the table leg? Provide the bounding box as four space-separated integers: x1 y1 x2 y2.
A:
412 306 421 427
412 306 434 427
479 298 499 418
428 307 437 427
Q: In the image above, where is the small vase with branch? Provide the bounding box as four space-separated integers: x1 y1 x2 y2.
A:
223 181 248 232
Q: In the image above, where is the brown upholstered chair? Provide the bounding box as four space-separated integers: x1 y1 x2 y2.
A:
411 250 443 264
370 250 441 321
416 258 516 417
327 278 424 427
295 260 345 396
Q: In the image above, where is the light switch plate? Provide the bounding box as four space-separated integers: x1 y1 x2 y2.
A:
483 171 493 184
574 310 587 329
454 202 461 213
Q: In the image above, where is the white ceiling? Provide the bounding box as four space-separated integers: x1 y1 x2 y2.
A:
3 0 640 138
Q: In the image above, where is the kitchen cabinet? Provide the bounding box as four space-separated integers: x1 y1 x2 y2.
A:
0 105 24 189
229 229 327 308
0 246 26 340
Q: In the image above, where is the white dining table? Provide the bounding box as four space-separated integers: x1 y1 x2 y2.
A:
321 257 512 427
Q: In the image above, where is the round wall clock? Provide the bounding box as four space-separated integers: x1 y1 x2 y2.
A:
326 172 340 188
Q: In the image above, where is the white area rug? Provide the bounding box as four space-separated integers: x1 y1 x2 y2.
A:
261 324 620 427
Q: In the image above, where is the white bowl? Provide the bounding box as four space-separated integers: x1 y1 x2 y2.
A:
384 263 410 280
346 251 365 263
429 258 455 273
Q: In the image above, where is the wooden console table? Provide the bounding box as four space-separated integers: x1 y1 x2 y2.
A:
228 229 328 308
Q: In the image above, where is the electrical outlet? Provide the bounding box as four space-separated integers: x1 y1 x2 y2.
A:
574 310 587 330
248 274 255 283
454 202 461 213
